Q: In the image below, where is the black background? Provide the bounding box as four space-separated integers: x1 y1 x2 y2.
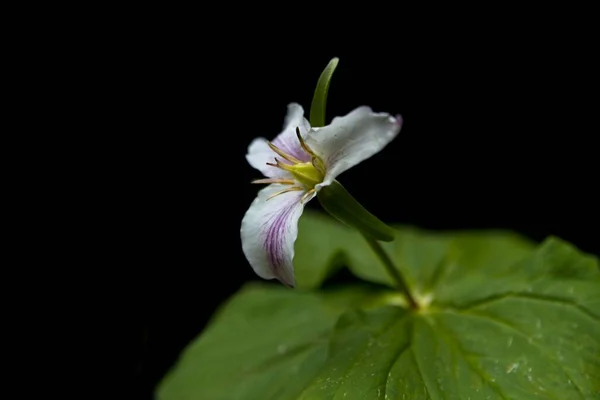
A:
91 19 598 399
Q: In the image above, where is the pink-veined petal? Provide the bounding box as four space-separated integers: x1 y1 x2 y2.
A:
245 138 290 178
272 103 311 162
304 107 402 189
246 103 311 178
240 184 314 287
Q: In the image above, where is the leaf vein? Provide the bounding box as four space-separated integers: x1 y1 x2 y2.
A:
410 320 440 400
329 313 408 400
382 337 411 399
448 310 586 400
456 292 599 323
433 317 510 400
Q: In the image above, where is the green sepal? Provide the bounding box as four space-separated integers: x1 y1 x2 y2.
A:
309 57 339 128
317 180 395 242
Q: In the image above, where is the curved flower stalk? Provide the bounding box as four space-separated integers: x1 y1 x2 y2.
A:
241 103 402 287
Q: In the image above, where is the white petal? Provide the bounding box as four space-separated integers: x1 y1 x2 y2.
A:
246 138 289 178
305 107 402 188
246 103 311 178
273 103 312 162
241 184 311 287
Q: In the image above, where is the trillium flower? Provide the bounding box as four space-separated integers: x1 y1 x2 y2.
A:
241 103 402 287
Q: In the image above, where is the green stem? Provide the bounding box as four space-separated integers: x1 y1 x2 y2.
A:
362 234 419 309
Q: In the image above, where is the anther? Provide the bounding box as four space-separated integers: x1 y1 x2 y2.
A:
267 141 302 164
266 186 303 200
300 188 316 203
266 158 295 172
252 178 296 185
296 127 317 157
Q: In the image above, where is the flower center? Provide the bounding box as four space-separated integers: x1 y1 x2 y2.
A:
264 127 326 190
287 161 323 190
251 127 326 202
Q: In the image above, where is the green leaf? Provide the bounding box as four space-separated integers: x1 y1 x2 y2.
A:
294 210 355 289
158 211 600 399
295 210 535 292
309 57 339 127
156 282 389 400
300 294 600 399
